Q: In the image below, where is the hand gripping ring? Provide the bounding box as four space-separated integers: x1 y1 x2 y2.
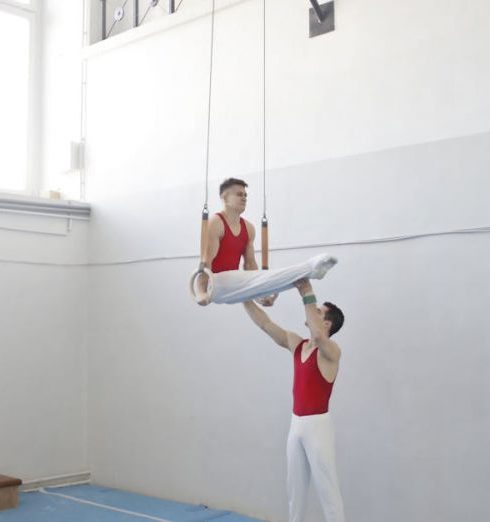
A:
189 266 214 305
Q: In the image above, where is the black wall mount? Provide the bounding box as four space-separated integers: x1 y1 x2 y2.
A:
309 0 335 38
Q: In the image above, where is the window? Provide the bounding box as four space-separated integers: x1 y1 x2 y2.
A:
0 1 38 194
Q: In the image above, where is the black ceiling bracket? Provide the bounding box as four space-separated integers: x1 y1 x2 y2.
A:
309 0 335 38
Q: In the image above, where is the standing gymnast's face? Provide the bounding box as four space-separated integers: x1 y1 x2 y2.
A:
320 305 333 335
305 305 333 336
223 185 248 213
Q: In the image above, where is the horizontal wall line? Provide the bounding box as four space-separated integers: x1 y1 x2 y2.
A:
0 225 489 268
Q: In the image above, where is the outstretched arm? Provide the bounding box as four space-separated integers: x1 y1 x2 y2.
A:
243 301 301 351
294 279 341 363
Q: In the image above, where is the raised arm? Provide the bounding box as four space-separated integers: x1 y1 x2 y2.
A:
294 279 341 363
243 300 301 351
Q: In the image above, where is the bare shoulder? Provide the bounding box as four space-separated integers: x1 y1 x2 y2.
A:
243 219 256 237
318 337 341 363
243 218 255 230
286 331 304 354
209 214 224 235
332 339 341 356
209 214 222 225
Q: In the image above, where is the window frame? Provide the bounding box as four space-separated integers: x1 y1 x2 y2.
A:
0 0 41 196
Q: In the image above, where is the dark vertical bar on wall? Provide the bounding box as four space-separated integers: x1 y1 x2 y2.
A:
101 0 107 39
134 0 139 26
169 0 175 14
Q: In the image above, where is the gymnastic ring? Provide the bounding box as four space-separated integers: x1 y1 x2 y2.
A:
189 267 214 305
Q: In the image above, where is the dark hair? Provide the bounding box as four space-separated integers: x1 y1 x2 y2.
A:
323 302 344 336
219 178 248 195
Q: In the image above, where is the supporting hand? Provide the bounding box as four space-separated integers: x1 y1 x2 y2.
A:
256 293 279 307
293 278 313 297
196 272 211 306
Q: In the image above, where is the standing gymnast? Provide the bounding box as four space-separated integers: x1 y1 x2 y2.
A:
243 278 345 522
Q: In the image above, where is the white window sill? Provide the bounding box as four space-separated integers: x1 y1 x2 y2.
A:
0 192 91 220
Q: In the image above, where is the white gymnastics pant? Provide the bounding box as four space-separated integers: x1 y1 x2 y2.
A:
287 412 345 522
210 254 337 304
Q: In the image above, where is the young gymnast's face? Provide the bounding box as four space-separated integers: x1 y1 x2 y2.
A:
223 185 248 213
305 305 332 336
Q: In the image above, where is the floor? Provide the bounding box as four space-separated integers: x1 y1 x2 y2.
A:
0 484 266 522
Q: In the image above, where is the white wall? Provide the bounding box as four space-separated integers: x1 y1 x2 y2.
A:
0 0 90 484
85 0 490 198
37 0 490 521
0 214 88 481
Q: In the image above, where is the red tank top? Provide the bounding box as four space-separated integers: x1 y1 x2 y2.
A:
293 339 335 416
211 213 249 273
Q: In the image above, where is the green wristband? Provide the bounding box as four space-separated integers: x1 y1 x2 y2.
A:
302 294 317 306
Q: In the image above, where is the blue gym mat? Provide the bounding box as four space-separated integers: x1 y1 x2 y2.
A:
0 484 266 522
